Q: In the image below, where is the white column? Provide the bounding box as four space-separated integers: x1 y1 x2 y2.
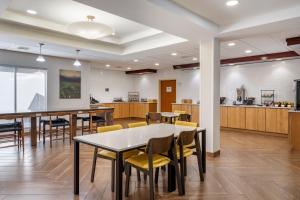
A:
199 38 220 154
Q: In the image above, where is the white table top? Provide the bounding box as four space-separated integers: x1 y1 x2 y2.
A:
160 112 180 118
74 123 205 152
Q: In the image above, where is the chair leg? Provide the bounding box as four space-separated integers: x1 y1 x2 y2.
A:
125 164 131 197
175 159 184 196
179 158 185 194
43 123 46 145
137 169 141 182
196 149 204 182
81 120 84 135
149 168 154 200
56 126 58 139
62 125 65 143
49 127 52 148
144 172 147 181
184 157 187 176
38 119 41 141
111 160 115 192
155 168 159 185
91 147 98 182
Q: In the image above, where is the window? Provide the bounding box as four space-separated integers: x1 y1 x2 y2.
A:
0 66 47 113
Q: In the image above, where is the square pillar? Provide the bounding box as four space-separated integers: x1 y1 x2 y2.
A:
199 38 220 155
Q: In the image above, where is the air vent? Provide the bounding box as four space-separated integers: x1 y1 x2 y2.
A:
17 46 29 51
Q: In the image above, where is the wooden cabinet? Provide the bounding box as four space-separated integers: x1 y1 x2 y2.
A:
181 104 192 114
245 108 266 131
266 108 288 134
220 106 228 128
227 107 246 129
120 103 130 118
172 104 182 112
191 105 199 124
289 112 300 150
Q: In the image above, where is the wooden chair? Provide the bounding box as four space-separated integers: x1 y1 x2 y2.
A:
178 114 191 122
128 121 147 128
146 112 162 125
80 111 105 135
124 134 183 200
91 124 140 192
41 112 71 148
0 115 24 150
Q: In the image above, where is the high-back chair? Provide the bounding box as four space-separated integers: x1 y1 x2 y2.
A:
91 124 140 192
176 130 204 194
146 112 162 125
0 115 24 150
41 112 71 148
128 121 147 128
124 134 183 200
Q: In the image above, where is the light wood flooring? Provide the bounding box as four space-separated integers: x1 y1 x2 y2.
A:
1 119 300 200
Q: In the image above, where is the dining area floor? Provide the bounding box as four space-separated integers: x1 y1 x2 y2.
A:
0 119 300 200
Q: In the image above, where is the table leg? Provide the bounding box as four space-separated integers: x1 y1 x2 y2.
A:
201 130 206 173
116 152 123 200
30 116 37 146
167 163 176 192
71 113 77 138
74 141 80 194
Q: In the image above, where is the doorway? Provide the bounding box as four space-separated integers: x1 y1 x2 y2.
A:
160 80 176 112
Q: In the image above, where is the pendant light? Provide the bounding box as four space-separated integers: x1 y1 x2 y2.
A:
73 50 81 67
36 43 45 62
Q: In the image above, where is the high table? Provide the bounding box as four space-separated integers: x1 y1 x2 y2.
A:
73 123 206 200
0 107 114 146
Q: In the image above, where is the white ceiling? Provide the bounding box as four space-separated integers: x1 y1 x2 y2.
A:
0 0 299 71
173 0 300 26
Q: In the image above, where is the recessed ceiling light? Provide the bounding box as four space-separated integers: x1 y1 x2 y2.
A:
171 52 177 56
27 9 37 15
276 58 282 61
127 67 132 70
112 32 116 36
193 67 198 70
245 50 252 54
261 56 268 60
227 42 236 47
226 0 239 7
229 63 235 66
154 63 159 66
133 59 139 62
105 64 110 67
192 57 198 61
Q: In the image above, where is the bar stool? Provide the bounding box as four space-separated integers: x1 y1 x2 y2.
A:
0 115 24 150
41 112 71 148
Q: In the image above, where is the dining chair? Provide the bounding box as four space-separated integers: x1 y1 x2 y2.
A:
128 121 147 128
80 111 106 135
174 110 186 114
178 113 191 122
146 112 162 125
91 124 140 192
41 112 71 148
0 115 24 150
124 134 183 200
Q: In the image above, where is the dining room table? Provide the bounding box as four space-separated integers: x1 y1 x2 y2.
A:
73 123 206 200
160 112 180 124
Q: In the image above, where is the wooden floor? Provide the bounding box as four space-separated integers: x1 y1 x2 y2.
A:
1 119 300 200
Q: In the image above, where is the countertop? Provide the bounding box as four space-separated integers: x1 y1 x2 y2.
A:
220 104 292 109
288 110 300 113
92 102 157 104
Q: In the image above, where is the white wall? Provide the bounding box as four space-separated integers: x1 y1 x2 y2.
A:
220 59 300 104
133 68 200 104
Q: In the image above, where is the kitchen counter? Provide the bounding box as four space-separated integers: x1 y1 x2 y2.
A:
221 104 292 109
289 111 300 150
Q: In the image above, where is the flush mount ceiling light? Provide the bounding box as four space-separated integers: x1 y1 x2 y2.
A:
133 59 139 62
36 43 45 62
154 63 160 66
226 0 239 7
127 67 132 70
68 15 113 40
73 50 81 67
192 57 198 61
105 64 110 67
245 49 252 54
227 42 236 46
27 9 37 15
171 52 177 56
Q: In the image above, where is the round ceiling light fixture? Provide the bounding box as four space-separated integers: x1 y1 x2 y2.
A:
27 9 37 15
226 0 239 7
227 42 236 47
68 15 113 40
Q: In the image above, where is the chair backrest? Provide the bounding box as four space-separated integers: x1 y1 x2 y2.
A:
97 124 123 133
128 121 147 128
175 120 197 127
146 134 174 154
177 130 197 146
174 110 186 114
178 114 191 122
146 112 162 124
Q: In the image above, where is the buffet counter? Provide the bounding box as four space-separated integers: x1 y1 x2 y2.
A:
288 110 300 150
93 102 157 119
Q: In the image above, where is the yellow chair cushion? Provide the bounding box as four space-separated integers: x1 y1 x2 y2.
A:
175 120 197 127
97 124 123 133
128 122 147 128
98 149 140 160
163 146 193 158
126 153 171 169
174 110 186 114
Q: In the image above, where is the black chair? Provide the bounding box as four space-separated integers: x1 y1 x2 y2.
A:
146 112 162 125
41 112 71 148
0 115 24 150
80 112 105 135
178 113 191 122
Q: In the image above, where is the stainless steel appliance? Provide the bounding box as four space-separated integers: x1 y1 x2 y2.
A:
128 92 139 102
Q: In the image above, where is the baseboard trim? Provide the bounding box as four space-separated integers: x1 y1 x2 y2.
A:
207 150 220 157
221 128 288 138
